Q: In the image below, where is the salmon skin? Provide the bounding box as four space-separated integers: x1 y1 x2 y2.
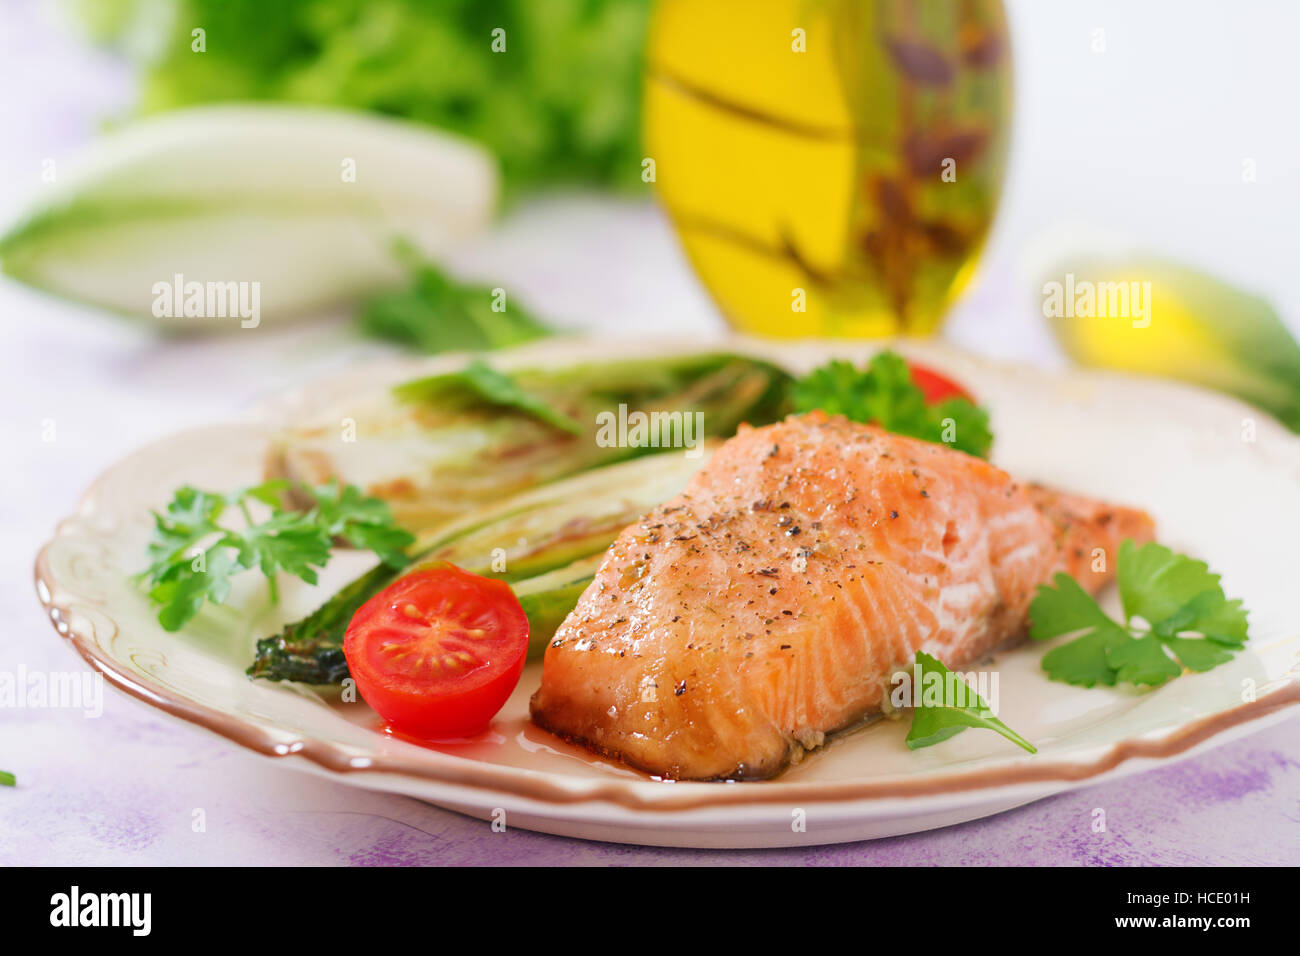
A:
530 413 1155 781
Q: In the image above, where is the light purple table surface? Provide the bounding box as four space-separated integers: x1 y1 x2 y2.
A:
2 1 1298 865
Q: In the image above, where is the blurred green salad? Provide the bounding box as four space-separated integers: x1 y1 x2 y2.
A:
74 0 651 195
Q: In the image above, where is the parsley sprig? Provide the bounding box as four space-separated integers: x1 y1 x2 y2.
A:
358 244 552 355
139 480 414 632
394 359 583 434
905 651 1036 754
1030 540 1249 687
790 351 993 458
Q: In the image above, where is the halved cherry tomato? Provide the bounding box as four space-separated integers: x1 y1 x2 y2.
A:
907 361 975 405
344 563 529 739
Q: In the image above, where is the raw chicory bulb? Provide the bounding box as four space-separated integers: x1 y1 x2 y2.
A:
0 105 498 325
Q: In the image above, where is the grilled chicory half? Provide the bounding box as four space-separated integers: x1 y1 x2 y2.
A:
251 351 793 684
249 448 714 684
267 352 793 531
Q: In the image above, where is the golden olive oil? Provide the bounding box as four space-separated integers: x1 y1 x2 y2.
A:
645 0 1012 337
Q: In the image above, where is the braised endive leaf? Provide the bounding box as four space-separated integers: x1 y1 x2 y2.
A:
395 360 583 434
274 352 793 532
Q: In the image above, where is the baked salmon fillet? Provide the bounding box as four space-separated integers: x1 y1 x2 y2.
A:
530 413 1155 780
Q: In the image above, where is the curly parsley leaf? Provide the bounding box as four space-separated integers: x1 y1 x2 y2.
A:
139 481 415 633
148 546 242 632
929 396 994 460
905 651 1036 754
235 513 334 585
793 353 927 428
1029 540 1249 688
791 351 992 458
295 480 418 567
358 249 552 355
142 486 226 579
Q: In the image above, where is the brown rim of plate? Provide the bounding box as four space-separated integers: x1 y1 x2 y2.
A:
34 540 1300 813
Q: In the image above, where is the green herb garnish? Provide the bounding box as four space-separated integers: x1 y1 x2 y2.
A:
1030 540 1248 687
394 360 584 434
791 351 993 457
904 651 1036 753
139 480 414 632
0 770 14 787
358 249 553 355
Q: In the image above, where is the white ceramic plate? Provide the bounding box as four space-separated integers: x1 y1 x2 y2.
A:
35 337 1300 848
